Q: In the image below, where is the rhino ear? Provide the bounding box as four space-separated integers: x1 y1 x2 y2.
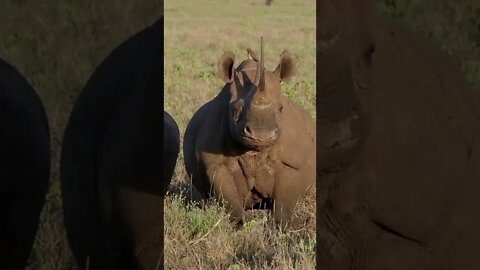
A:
218 52 235 82
247 48 258 61
274 50 297 82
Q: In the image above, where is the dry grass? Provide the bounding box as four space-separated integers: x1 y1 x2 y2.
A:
163 0 316 269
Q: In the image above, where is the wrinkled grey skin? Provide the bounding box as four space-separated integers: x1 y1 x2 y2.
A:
184 40 315 229
163 111 180 193
61 18 163 270
317 1 480 269
0 58 50 270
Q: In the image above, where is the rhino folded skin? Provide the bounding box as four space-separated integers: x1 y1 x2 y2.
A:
317 1 480 269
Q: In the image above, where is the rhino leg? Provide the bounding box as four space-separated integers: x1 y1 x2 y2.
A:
271 167 305 229
207 166 249 224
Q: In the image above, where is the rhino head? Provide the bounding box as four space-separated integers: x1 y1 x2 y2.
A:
218 37 297 151
317 0 374 173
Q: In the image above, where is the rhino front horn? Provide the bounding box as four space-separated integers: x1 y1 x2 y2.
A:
253 37 265 91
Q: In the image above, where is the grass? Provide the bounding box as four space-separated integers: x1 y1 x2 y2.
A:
165 195 315 270
0 0 477 269
163 0 317 269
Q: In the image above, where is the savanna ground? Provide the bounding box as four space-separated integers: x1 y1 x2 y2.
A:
164 0 316 269
0 0 478 269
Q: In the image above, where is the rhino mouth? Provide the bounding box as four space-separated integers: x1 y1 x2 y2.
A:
237 134 279 151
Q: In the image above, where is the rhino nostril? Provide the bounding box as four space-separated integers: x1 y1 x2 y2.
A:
244 125 253 136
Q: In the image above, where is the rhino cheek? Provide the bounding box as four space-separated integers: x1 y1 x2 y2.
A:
229 116 247 144
318 0 341 51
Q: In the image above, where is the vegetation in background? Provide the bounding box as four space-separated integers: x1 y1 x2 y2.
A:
375 0 480 91
164 0 316 268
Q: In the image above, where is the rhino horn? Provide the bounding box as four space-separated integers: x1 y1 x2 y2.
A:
259 36 266 92
252 37 269 105
253 37 264 87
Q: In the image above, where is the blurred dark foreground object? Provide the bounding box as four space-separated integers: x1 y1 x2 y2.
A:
0 58 51 270
60 17 165 270
317 1 480 269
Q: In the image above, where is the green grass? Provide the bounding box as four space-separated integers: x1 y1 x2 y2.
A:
164 194 316 269
164 0 317 268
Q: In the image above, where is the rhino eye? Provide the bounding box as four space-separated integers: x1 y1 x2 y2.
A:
233 109 241 121
232 100 244 121
279 105 284 112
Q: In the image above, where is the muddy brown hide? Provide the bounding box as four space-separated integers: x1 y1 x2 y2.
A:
183 43 315 229
163 111 180 193
60 18 163 270
0 59 50 270
317 0 480 269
